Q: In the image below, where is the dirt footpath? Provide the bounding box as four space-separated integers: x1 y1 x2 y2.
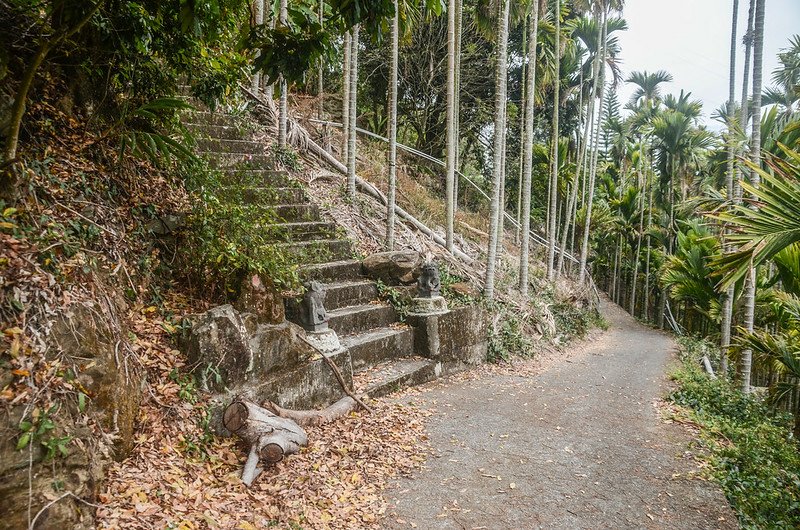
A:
386 302 736 529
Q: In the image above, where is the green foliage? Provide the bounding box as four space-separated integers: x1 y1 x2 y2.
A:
661 219 722 322
552 301 604 340
375 280 411 322
178 162 300 298
169 369 198 403
117 98 198 165
487 304 533 363
668 362 800 529
712 145 800 290
16 404 71 461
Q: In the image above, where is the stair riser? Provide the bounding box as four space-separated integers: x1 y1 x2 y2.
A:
300 261 363 283
329 305 396 336
350 330 414 372
185 123 255 140
264 223 337 243
182 111 239 127
238 188 305 205
217 170 294 188
367 362 438 399
274 204 320 223
324 283 379 311
195 138 267 155
204 153 273 169
282 240 353 265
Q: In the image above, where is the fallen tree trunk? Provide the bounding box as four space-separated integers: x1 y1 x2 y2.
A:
265 396 358 427
223 399 308 487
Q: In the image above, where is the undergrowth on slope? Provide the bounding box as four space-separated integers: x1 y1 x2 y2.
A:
668 340 800 529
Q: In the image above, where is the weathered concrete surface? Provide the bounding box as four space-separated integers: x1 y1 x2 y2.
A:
387 301 737 530
409 305 488 375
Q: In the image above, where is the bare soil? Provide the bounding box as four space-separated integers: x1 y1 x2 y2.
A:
385 301 737 529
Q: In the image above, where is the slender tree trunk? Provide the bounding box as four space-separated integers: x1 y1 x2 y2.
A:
317 1 325 120
445 0 457 251
346 25 360 198
546 0 561 281
252 0 264 95
278 0 289 148
453 0 463 214
515 14 529 246
737 0 755 201
519 3 541 297
484 0 510 300
496 118 508 260
342 32 351 161
630 176 644 315
643 166 653 321
578 8 608 286
741 0 766 394
720 0 740 376
386 3 399 250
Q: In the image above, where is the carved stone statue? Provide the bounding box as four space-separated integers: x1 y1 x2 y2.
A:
417 262 441 298
299 281 328 332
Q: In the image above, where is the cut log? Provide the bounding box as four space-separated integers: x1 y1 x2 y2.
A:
265 396 358 427
223 399 308 487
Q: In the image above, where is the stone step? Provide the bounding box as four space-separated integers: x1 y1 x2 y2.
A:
262 221 337 242
343 327 415 373
232 186 305 205
218 169 293 187
275 239 353 265
200 151 273 169
322 280 379 311
186 123 253 141
300 259 363 283
195 138 267 155
183 110 239 128
272 203 320 223
353 357 439 398
327 303 396 337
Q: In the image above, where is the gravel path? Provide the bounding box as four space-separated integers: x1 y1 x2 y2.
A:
386 301 737 529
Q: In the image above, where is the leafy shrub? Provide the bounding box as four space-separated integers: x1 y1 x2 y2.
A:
487 304 533 363
178 162 301 299
669 364 800 528
552 301 604 341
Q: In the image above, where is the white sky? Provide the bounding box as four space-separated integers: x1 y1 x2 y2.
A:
616 0 800 130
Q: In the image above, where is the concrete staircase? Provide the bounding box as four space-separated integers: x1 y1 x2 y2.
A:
182 107 438 398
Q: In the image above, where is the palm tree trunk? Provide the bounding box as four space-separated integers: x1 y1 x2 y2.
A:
496 122 508 259
737 0 755 202
386 2 399 250
630 176 645 315
741 0 766 394
546 0 561 281
252 0 264 95
515 13 529 246
643 169 653 320
453 0 463 214
720 0 740 376
579 7 608 286
484 0 511 300
445 0 457 251
346 25 360 198
519 3 541 297
342 31 351 162
278 0 289 148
